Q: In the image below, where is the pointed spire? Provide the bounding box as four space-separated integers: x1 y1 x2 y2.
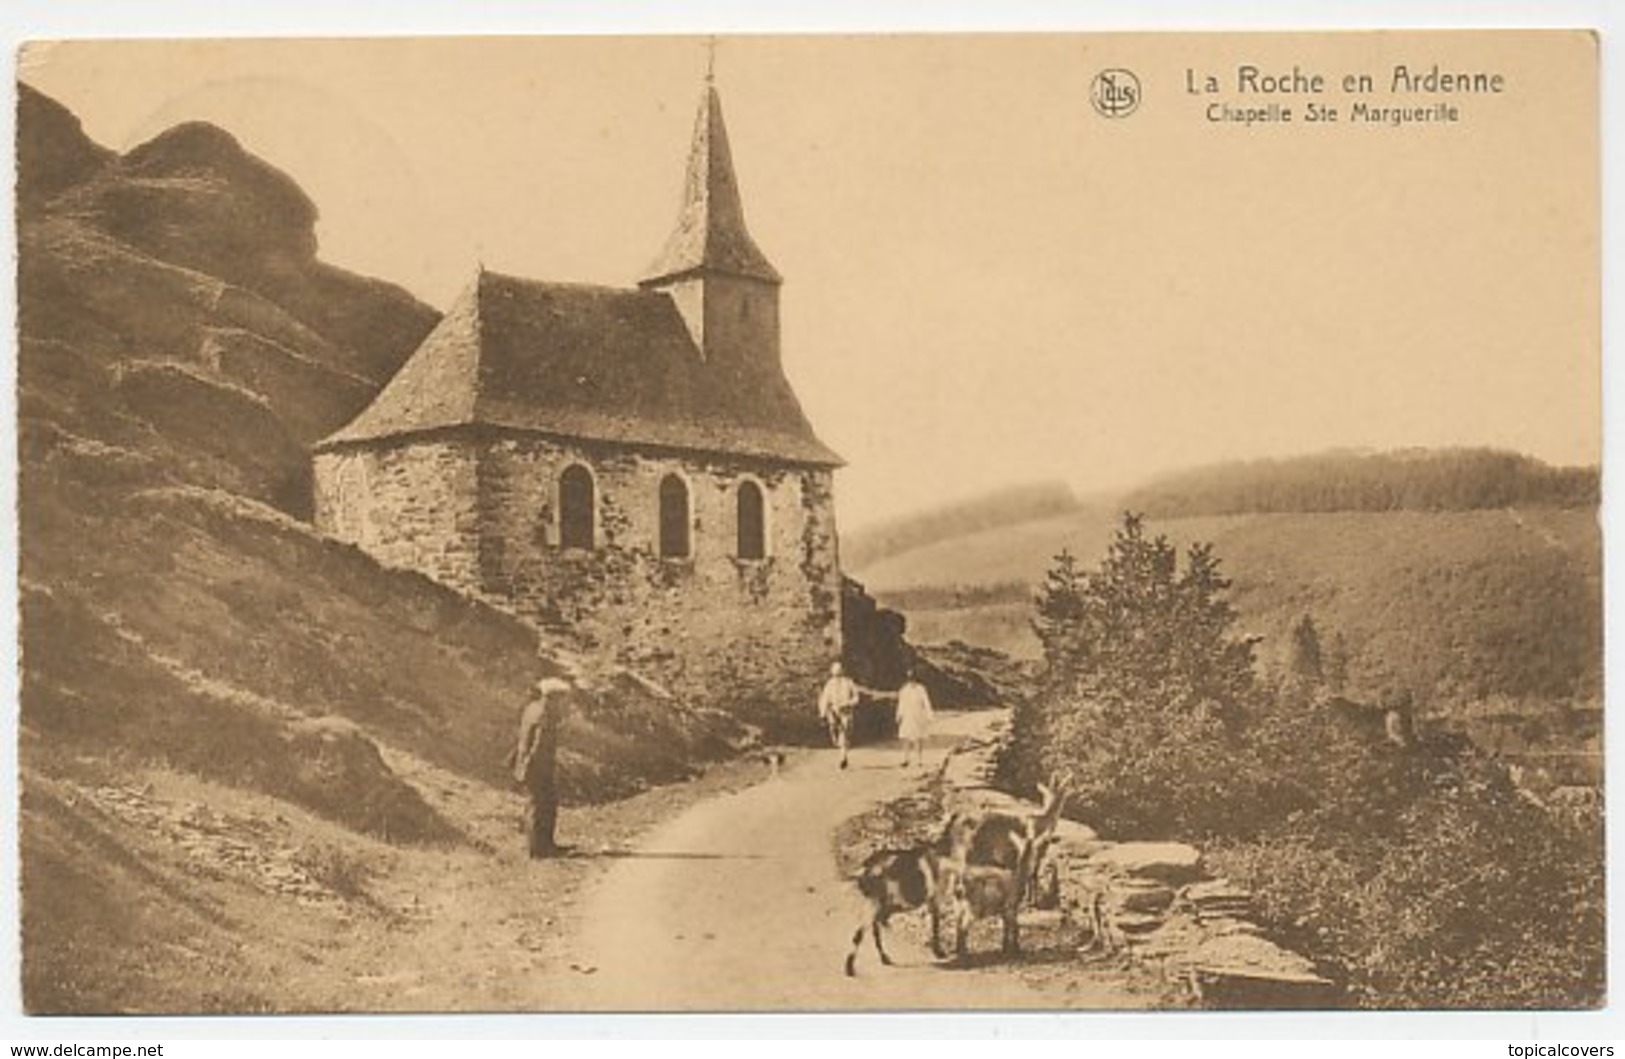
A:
639 79 781 287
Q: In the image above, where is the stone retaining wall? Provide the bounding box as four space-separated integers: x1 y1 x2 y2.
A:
939 718 1339 1008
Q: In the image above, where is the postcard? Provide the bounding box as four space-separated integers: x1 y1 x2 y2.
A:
13 31 1601 1016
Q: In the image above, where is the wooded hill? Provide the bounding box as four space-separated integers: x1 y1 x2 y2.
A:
1121 448 1597 518
846 452 1601 722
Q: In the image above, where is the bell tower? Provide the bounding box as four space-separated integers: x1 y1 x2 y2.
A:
638 73 782 371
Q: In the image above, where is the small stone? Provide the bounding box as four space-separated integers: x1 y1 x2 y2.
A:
1182 879 1253 906
1183 932 1331 985
1198 916 1264 937
1092 841 1203 882
1111 911 1164 935
1109 881 1176 914
1052 819 1099 845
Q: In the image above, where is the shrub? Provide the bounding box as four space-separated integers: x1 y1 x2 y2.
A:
1002 515 1604 1008
1210 757 1604 1009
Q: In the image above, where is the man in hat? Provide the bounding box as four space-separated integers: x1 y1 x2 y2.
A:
508 677 571 858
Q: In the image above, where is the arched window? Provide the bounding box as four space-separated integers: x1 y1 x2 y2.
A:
737 480 766 560
658 474 690 558
559 465 595 550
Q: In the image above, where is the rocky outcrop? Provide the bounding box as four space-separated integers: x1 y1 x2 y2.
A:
913 639 1036 708
842 577 1003 739
17 83 115 211
49 118 438 384
938 717 1338 1008
81 121 320 271
19 86 438 525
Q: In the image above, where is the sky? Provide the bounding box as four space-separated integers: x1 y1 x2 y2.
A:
17 32 1600 530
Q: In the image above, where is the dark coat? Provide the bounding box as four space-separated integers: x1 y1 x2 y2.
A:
511 692 564 788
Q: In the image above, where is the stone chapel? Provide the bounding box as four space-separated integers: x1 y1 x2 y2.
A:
312 82 844 711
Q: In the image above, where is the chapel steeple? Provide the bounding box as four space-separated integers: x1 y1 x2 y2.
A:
640 74 782 365
640 81 781 287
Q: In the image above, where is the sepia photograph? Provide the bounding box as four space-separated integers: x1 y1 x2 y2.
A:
10 28 1604 1019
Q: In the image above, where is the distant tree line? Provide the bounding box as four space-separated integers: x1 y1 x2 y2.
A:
1122 448 1597 518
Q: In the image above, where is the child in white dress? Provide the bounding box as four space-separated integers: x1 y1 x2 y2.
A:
894 668 934 768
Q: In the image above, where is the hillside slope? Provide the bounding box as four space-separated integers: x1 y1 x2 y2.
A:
17 83 744 1012
842 481 1085 570
854 503 1601 719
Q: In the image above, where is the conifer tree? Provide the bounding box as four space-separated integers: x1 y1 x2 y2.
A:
1030 511 1257 717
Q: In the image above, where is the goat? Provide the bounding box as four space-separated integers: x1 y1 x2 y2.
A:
844 777 1072 972
844 814 976 976
940 862 1024 957
966 778 1069 890
937 835 1048 959
958 778 1065 861
940 776 1072 958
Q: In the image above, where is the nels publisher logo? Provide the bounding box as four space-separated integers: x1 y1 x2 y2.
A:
1091 68 1141 118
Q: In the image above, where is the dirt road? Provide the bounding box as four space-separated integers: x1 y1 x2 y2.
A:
28 709 1161 1013
540 711 1149 1011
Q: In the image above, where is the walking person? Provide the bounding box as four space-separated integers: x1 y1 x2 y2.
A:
894 667 934 768
818 661 860 770
508 676 571 858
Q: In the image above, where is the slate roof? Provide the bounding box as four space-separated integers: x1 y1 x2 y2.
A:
639 85 781 287
315 269 841 466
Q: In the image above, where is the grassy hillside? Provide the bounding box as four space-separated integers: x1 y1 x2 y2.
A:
853 505 1129 599
17 83 747 1012
854 506 1601 722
